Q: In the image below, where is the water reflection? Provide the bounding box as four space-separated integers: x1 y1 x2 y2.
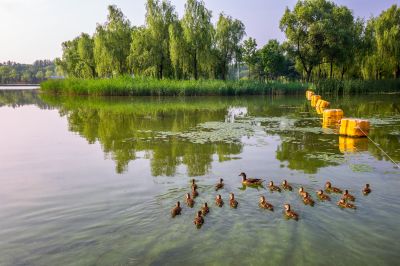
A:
1 90 399 175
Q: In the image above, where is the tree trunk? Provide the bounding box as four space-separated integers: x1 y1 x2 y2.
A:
341 66 346 80
248 64 251 79
330 60 333 79
193 50 198 80
394 64 400 79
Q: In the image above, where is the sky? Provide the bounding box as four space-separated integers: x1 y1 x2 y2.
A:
0 0 399 64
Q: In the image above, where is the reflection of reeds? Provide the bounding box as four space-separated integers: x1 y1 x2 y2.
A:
40 76 309 96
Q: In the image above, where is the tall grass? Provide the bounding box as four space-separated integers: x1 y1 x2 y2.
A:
40 76 309 96
315 79 400 95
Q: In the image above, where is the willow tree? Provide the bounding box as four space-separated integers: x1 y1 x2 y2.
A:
169 20 187 79
375 5 400 78
77 33 95 78
242 37 257 79
215 14 245 80
143 0 177 79
181 0 214 80
128 27 155 76
93 5 131 77
280 0 332 82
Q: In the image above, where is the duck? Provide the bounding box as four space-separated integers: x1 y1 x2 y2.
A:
191 179 197 190
171 201 182 217
342 190 355 201
239 172 263 185
193 211 204 227
259 196 274 211
298 186 307 198
325 181 342 194
316 190 331 201
268 181 281 192
302 192 315 206
229 193 238 208
363 184 371 195
191 187 199 198
185 193 195 207
337 199 356 209
215 194 224 207
215 178 224 191
284 204 299 220
201 203 209 216
281 180 293 191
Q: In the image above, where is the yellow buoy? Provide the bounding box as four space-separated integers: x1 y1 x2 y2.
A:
339 118 370 137
306 90 314 100
316 99 330 109
339 136 368 153
322 109 344 126
311 95 321 107
316 106 324 115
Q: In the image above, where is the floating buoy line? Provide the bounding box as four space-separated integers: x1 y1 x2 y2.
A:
306 89 399 169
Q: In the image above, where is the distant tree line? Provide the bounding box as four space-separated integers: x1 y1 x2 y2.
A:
0 60 56 84
56 0 400 82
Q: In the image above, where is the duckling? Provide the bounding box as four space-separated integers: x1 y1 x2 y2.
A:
298 186 307 198
325 181 342 194
185 193 195 207
302 192 315 206
171 201 182 217
191 187 199 198
215 178 224 191
316 190 331 201
193 211 204 227
268 181 281 192
259 196 273 211
337 199 356 209
342 190 355 201
191 179 197 190
215 194 224 207
363 184 371 195
201 203 209 216
229 193 238 208
281 180 293 191
239 172 263 185
284 204 299 220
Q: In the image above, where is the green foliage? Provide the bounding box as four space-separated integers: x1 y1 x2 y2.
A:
0 60 55 84
40 76 309 96
315 79 400 95
242 37 258 79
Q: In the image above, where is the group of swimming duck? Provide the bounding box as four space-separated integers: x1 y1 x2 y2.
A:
171 172 372 226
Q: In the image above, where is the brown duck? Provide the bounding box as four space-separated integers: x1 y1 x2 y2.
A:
239 172 263 185
316 190 331 201
201 203 209 216
185 193 195 207
191 179 197 190
268 181 281 192
215 194 224 207
342 190 355 201
363 184 371 195
171 201 182 217
337 199 356 209
325 181 342 194
259 196 273 211
302 192 315 206
284 204 299 220
229 193 238 208
193 211 204 227
281 180 293 191
215 178 224 191
191 187 199 198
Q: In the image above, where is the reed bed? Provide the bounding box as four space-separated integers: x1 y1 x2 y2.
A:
40 76 309 96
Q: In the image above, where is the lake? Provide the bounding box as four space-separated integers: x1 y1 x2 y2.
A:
0 89 399 265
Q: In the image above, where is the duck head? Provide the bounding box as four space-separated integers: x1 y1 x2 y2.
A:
259 195 265 202
283 180 288 185
365 184 370 188
284 204 291 211
344 189 349 195
216 194 222 200
269 181 274 186
239 172 246 180
220 178 224 183
191 179 196 184
176 201 180 207
303 192 309 198
325 181 332 188
299 187 304 193
197 211 202 217
203 202 208 208
317 190 323 195
229 193 235 200
186 193 191 199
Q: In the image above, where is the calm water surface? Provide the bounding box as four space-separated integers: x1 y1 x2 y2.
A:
0 90 399 265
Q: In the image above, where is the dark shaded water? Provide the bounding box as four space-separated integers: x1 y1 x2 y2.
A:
0 90 399 265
